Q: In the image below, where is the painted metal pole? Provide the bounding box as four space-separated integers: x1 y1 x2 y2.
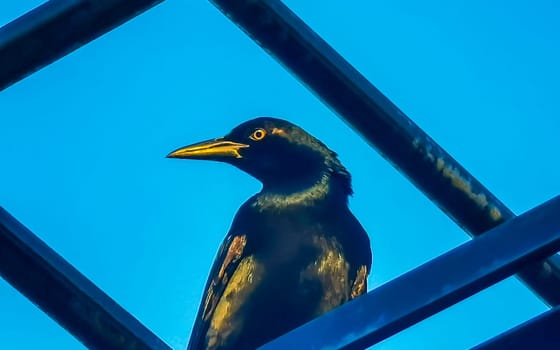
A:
0 207 172 350
0 0 164 91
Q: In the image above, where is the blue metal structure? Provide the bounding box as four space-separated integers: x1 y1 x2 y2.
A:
0 207 172 350
472 307 560 350
0 0 163 91
0 1 558 349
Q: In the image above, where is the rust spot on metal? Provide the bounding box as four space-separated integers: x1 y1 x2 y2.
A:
415 139 504 223
434 157 506 223
489 205 502 221
413 137 436 163
436 158 444 171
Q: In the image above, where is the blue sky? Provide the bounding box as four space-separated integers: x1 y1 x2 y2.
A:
1 1 559 349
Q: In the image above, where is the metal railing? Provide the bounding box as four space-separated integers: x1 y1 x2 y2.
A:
0 208 171 350
1 1 558 349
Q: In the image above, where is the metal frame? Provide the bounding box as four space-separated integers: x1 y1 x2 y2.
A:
0 208 172 350
472 306 560 350
0 0 163 91
1 0 558 349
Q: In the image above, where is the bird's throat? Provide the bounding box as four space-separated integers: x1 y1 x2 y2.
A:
252 172 345 211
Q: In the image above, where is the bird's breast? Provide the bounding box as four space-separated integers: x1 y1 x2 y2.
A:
249 209 352 299
246 226 353 327
249 210 323 265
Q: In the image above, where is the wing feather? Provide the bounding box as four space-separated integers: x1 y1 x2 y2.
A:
187 234 248 350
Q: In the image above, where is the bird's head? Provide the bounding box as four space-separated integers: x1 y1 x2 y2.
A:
167 117 352 196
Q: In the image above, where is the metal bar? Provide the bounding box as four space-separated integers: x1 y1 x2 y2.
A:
260 196 560 350
209 0 560 306
472 306 560 350
1 1 558 345
0 207 172 350
0 0 164 91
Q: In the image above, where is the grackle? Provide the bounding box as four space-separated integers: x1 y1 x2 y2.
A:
168 117 372 350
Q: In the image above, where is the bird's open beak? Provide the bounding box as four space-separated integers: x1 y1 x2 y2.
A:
167 138 249 160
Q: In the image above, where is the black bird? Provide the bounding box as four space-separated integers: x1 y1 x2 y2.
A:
168 117 372 350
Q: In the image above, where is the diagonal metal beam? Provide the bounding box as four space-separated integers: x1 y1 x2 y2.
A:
2 0 558 305
260 196 560 350
0 0 164 91
1 2 559 348
472 306 560 350
0 207 172 350
208 0 560 306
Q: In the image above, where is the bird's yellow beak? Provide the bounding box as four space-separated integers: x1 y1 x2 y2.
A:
167 138 249 159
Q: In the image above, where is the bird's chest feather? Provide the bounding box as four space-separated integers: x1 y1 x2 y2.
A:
254 212 316 259
202 207 353 350
244 208 352 311
247 208 325 265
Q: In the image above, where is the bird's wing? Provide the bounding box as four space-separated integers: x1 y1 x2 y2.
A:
350 265 369 299
187 232 261 350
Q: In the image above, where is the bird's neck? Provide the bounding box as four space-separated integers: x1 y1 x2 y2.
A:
252 171 350 212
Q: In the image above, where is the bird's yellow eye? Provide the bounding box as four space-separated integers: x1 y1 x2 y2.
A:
249 128 267 141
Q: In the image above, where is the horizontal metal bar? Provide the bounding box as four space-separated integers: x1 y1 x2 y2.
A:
0 0 164 91
209 0 560 306
260 196 560 350
472 306 560 350
0 207 172 350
